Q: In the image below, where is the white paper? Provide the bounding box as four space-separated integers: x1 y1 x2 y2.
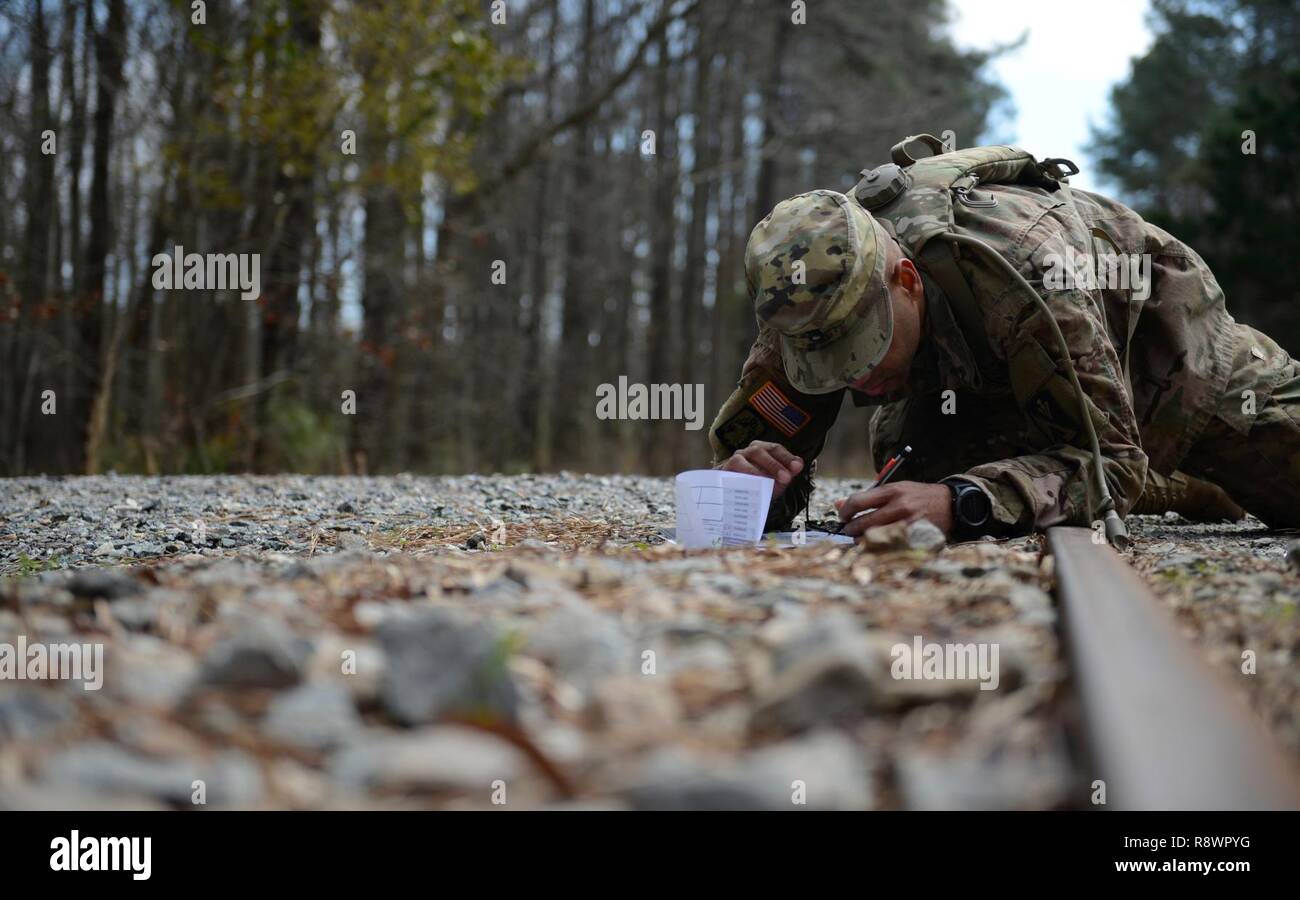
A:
674 470 774 548
765 530 856 546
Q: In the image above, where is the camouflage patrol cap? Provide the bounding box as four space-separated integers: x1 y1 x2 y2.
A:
746 189 894 394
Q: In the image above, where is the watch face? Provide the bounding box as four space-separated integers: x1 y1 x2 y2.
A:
958 488 990 525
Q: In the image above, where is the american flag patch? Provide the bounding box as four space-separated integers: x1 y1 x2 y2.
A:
748 380 811 437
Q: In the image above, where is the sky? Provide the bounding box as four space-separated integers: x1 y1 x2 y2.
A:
948 0 1155 193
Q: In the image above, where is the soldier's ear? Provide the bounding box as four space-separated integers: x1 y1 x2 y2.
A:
894 256 923 300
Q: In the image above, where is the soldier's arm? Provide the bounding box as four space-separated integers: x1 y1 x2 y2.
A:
954 285 1148 533
708 328 844 532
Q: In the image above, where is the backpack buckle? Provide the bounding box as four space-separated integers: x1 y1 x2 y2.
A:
1040 157 1080 181
953 175 998 208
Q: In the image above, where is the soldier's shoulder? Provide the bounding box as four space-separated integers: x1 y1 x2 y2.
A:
1061 185 1139 215
963 184 1071 262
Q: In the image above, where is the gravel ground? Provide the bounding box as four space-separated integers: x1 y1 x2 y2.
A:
3 474 1289 809
1125 515 1300 757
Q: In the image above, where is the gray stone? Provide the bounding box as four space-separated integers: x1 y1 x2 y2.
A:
0 687 78 741
0 786 168 811
623 750 775 811
589 675 682 736
684 571 753 596
107 634 200 707
66 568 138 600
751 652 879 734
377 609 520 725
113 714 205 757
330 725 527 792
1008 584 1056 626
200 618 311 689
768 610 863 674
41 743 263 807
751 612 883 732
915 558 971 581
525 607 633 691
192 560 263 589
108 596 161 631
623 733 871 811
658 635 736 673
337 532 368 552
263 683 362 751
1288 539 1300 573
464 575 527 610
0 609 21 640
895 750 1070 810
352 601 424 630
739 729 875 810
906 519 947 553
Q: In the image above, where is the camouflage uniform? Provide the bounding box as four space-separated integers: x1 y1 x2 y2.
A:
708 179 1299 535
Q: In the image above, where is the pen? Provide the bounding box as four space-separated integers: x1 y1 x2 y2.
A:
828 445 913 534
871 444 913 489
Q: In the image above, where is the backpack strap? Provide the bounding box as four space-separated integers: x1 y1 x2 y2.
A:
916 239 996 389
891 134 950 167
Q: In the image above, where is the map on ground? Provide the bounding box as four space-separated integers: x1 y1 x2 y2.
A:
674 470 774 548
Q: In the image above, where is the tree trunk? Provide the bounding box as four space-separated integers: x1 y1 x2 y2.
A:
252 2 322 469
646 14 677 395
555 0 599 468
81 0 127 474
753 0 787 223
14 0 55 473
521 0 561 470
679 11 718 466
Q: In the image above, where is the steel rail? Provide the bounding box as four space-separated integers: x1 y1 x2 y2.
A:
1047 526 1300 810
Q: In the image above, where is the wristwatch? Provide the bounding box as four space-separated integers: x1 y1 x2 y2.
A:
941 478 992 541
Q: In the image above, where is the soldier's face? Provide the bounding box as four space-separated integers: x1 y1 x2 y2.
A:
850 241 926 396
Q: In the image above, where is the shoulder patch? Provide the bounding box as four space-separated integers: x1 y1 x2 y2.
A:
748 380 811 437
714 406 767 453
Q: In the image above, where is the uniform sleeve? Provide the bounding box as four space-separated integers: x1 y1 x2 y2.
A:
708 327 845 532
953 285 1148 533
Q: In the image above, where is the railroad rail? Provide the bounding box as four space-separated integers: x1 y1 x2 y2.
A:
1047 526 1300 810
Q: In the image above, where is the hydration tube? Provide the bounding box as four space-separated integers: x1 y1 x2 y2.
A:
936 231 1130 549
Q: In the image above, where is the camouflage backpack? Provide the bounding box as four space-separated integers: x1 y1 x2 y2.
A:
850 135 1129 545
850 135 1080 388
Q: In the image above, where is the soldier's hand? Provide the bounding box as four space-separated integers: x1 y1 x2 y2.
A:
719 440 804 498
834 481 953 538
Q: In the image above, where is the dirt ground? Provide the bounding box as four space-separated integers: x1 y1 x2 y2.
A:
0 474 1294 809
